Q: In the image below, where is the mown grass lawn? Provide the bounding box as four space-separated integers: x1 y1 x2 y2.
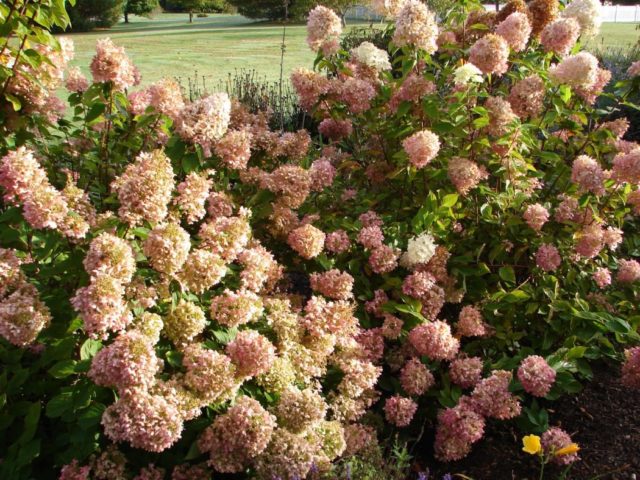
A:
63 13 639 88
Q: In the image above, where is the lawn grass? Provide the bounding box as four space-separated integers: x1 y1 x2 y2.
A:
62 14 640 89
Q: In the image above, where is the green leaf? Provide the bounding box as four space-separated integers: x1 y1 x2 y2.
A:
46 392 72 418
441 193 459 208
48 360 77 379
80 339 102 360
499 266 516 285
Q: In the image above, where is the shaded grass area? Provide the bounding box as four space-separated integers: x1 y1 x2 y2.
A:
62 14 639 88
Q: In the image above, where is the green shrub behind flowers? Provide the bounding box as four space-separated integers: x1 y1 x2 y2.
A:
1 0 640 479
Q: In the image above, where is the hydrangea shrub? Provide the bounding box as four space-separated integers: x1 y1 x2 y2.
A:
1 0 640 478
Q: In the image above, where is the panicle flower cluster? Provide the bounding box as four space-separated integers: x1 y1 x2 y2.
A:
88 331 160 393
210 289 263 328
453 63 483 86
495 12 531 52
291 68 331 111
402 129 440 169
111 150 175 226
371 0 406 17
383 395 417 427
0 280 52 347
571 155 605 195
434 403 485 461
175 93 232 156
215 129 252 170
560 0 603 37
456 305 490 337
84 233 136 283
318 118 353 141
523 203 549 231
275 387 328 433
102 389 183 452
143 223 191 275
325 230 351 254
199 212 251 262
517 355 556 397
400 357 435 396
350 41 392 71
593 267 612 288
400 232 438 269
408 320 459 361
542 427 580 465
470 370 521 419
59 460 91 480
508 74 545 119
226 330 276 378
65 66 89 93
549 52 599 89
288 224 325 259
369 244 401 274
339 77 376 114
612 149 640 184
449 357 484 389
306 6 342 55
164 300 206 346
469 34 510 76
310 159 337 191
390 73 436 110
540 18 581 56
0 147 89 238
392 0 438 53
178 248 227 294
447 157 488 195
536 244 562 272
485 96 517 137
90 38 139 91
358 225 384 250
310 269 354 300
616 259 640 284
174 171 212 224
146 78 185 120
182 344 238 403
198 396 276 473
621 347 640 389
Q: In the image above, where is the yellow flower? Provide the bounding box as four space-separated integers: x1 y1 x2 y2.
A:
555 443 580 456
522 435 542 455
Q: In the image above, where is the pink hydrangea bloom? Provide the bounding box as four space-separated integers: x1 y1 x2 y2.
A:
226 330 276 378
143 223 191 275
517 355 556 397
381 314 404 339
215 129 252 170
471 370 521 419
358 225 384 250
448 157 488 195
571 155 605 195
199 396 276 473
288 224 325 259
318 118 353 141
523 203 549 231
90 38 139 91
175 93 231 156
210 289 263 328
384 395 417 427
541 18 581 56
310 269 354 300
306 6 342 54
628 61 640 77
536 244 562 272
291 68 331 111
339 77 377 114
549 52 599 89
59 459 90 480
65 66 89 93
469 34 510 75
612 149 640 184
102 389 183 452
369 245 400 274
365 289 389 317
400 357 435 396
310 158 337 191
456 305 490 337
393 0 438 53
174 171 212 224
617 259 640 284
449 357 484 389
593 267 611 288
408 320 460 361
325 230 351 254
542 427 580 465
434 402 485 461
495 12 531 52
402 129 440 169
508 74 545 119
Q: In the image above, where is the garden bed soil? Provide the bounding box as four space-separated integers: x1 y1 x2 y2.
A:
415 362 640 480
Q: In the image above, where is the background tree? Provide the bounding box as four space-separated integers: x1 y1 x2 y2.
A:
175 0 208 22
124 0 159 23
66 0 125 31
227 0 289 21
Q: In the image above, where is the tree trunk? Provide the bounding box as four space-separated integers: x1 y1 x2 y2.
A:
189 10 193 23
495 0 500 12
124 10 129 23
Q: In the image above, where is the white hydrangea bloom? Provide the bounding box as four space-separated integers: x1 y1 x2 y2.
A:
453 63 483 86
560 0 602 38
350 42 392 71
400 232 437 269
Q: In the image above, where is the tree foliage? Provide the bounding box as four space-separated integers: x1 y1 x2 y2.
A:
123 0 159 23
66 0 124 30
